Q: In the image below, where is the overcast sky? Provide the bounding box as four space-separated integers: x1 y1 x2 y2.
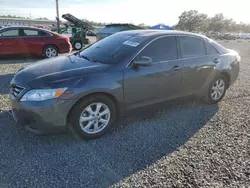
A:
0 0 249 25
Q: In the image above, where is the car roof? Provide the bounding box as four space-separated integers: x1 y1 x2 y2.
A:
119 29 206 39
0 26 52 33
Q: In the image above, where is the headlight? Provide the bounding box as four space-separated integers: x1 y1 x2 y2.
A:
20 88 67 101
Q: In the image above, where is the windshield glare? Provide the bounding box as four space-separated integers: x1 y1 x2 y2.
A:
79 33 145 64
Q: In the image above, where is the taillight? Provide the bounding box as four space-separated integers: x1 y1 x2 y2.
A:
64 37 70 43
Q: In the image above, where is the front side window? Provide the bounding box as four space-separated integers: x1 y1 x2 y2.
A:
24 29 39 36
180 36 206 58
0 29 19 37
137 36 178 63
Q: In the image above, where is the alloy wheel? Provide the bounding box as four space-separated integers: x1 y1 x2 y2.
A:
79 102 111 134
45 47 57 58
211 78 225 100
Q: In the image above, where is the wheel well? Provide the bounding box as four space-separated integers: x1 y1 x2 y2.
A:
66 92 120 124
43 44 59 53
74 41 82 44
220 72 231 88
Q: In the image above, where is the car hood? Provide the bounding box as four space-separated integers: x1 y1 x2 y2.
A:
11 55 110 88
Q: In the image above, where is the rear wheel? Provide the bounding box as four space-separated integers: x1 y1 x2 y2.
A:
74 41 82 50
43 45 58 58
203 75 227 104
70 95 116 139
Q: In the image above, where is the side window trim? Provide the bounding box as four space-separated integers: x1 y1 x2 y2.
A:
23 29 39 37
178 35 207 59
40 31 53 37
126 35 179 67
149 58 181 65
176 36 182 59
0 28 52 38
150 36 178 64
22 29 52 37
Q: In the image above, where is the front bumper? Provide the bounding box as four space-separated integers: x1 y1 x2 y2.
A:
10 97 75 135
229 60 240 86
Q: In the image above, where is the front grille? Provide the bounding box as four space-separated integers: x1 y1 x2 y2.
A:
10 85 25 99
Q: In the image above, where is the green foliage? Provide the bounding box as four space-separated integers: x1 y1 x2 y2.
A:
1 12 250 32
176 10 209 32
0 15 29 19
35 17 49 20
176 10 250 33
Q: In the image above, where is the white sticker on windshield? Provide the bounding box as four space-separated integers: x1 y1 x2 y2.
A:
123 41 140 47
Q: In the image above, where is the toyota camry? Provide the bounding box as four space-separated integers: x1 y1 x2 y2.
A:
10 30 240 139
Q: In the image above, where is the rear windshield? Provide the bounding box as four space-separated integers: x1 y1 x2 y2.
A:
79 33 147 64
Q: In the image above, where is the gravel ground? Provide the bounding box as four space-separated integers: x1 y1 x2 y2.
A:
0 40 249 188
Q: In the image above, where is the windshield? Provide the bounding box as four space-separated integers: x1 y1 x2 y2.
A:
79 33 147 64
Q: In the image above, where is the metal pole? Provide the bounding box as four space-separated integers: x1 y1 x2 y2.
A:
56 0 60 32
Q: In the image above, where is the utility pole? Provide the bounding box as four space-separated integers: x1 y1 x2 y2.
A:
55 0 60 32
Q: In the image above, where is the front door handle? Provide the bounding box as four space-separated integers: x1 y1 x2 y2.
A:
172 65 180 71
213 58 221 64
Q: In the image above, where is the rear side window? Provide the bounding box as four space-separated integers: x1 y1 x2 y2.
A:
204 42 218 55
0 29 19 37
180 36 206 58
24 29 39 36
209 39 229 54
138 36 178 63
39 31 51 36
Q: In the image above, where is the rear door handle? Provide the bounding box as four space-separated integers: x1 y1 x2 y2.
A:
213 58 221 64
172 65 180 71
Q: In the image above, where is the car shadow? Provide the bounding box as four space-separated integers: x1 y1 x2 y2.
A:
0 73 14 94
0 55 43 64
0 98 219 188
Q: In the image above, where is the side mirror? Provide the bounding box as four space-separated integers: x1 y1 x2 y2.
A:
133 56 152 67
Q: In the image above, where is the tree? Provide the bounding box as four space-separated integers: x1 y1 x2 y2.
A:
0 15 27 19
208 13 226 32
36 17 49 20
236 22 250 33
176 10 208 32
138 23 148 28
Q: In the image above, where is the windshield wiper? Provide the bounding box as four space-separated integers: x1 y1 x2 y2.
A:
75 52 94 62
80 55 93 62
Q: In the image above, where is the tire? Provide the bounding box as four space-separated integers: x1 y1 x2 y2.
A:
70 95 116 139
203 75 227 104
43 45 58 58
74 41 82 50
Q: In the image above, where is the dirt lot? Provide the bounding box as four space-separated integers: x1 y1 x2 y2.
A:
0 40 249 187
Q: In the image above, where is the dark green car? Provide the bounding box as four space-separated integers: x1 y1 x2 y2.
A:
10 30 240 139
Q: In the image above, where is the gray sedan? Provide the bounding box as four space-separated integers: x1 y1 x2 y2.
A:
10 30 240 139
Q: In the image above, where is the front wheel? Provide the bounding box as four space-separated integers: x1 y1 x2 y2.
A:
203 75 227 104
70 95 116 139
